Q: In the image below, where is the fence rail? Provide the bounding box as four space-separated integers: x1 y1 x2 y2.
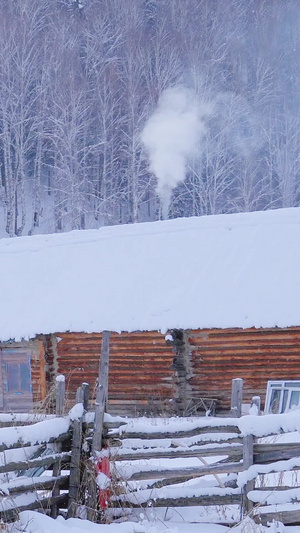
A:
105 413 300 526
1 374 300 527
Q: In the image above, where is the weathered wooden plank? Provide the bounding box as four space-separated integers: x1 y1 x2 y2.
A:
51 442 63 518
254 443 300 453
257 510 300 526
51 380 66 519
5 475 69 495
147 476 238 491
0 451 71 475
108 425 240 440
0 494 68 521
255 447 300 464
111 444 243 461
107 435 242 448
114 493 242 508
81 382 90 411
243 434 254 515
123 461 244 481
67 414 83 518
56 375 66 416
230 378 243 417
0 431 71 452
103 421 128 429
92 331 111 454
251 396 261 414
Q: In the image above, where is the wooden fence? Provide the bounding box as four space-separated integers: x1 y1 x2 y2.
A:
0 414 71 520
0 370 123 523
1 362 300 528
105 415 300 526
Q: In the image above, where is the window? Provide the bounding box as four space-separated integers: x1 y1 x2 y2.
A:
0 347 33 411
265 381 300 414
5 361 31 393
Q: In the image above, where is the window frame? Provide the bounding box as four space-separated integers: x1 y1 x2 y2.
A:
265 380 300 414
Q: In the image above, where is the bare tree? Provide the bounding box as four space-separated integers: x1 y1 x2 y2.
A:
0 0 48 236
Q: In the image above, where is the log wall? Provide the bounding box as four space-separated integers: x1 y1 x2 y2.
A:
187 327 300 411
50 331 176 415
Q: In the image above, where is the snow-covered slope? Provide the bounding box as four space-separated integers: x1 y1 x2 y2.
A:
1 207 300 341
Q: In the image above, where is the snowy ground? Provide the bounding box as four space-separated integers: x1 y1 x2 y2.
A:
9 510 299 533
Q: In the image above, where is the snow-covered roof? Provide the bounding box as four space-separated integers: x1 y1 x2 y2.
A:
1 207 300 341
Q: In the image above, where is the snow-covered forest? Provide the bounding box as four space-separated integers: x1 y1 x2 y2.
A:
0 0 300 237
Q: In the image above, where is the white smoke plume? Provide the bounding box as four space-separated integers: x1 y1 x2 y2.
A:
141 87 208 218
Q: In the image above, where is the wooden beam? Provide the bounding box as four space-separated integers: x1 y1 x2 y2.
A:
251 396 261 415
0 431 70 452
0 494 68 521
55 375 66 416
122 461 244 481
107 425 240 441
231 378 243 417
111 444 243 461
92 331 111 454
7 474 69 494
38 339 47 402
257 510 300 526
243 434 254 516
114 493 241 508
0 451 71 474
67 412 83 518
81 382 90 411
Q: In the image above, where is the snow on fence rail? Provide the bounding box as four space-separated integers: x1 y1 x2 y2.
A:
3 370 300 528
0 377 93 522
0 415 72 521
104 411 300 526
0 373 125 524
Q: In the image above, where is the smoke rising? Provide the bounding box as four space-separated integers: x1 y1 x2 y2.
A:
141 87 207 218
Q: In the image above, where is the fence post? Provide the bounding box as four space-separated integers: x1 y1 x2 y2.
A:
92 331 111 454
243 434 254 516
67 396 84 518
55 375 66 416
87 332 110 522
251 396 261 415
51 375 66 518
82 382 90 411
76 382 89 411
231 378 243 417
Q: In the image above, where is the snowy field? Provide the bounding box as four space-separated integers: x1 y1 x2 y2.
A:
9 510 299 533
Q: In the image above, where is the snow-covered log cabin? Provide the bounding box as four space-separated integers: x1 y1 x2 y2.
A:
1 207 300 414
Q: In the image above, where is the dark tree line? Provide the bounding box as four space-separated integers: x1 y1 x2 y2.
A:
0 0 299 236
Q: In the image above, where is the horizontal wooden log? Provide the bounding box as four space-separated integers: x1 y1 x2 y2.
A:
0 452 71 474
111 444 243 461
255 443 300 454
255 447 300 464
0 415 57 427
108 425 240 440
114 493 242 508
110 442 300 468
122 461 244 481
107 435 243 448
0 493 68 521
254 485 300 492
103 421 127 429
3 475 69 495
0 431 71 453
257 509 300 526
149 476 238 491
